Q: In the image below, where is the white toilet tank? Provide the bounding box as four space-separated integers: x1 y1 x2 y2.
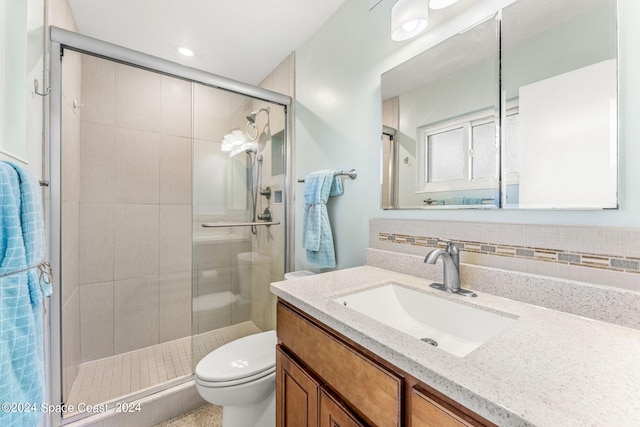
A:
237 252 271 298
284 270 315 280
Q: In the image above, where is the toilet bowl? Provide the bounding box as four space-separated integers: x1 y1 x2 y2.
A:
195 330 277 427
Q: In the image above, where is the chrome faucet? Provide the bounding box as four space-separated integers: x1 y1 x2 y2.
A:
424 239 477 297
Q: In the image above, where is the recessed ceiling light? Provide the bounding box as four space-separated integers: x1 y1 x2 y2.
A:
429 0 458 9
177 46 195 57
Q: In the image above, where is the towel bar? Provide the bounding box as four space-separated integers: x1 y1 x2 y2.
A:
202 221 280 228
297 169 357 183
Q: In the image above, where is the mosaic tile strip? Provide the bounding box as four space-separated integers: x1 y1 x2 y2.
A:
378 232 640 274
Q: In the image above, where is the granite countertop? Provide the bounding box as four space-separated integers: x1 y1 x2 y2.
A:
270 265 640 427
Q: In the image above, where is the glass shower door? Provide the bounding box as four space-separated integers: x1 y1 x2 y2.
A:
59 51 195 419
191 82 286 366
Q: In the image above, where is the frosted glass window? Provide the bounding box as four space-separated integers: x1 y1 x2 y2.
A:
427 127 464 182
504 113 519 174
471 122 496 180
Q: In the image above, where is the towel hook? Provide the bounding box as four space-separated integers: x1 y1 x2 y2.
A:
34 79 51 97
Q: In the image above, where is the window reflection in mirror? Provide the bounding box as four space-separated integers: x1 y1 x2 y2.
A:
501 0 617 209
381 15 500 209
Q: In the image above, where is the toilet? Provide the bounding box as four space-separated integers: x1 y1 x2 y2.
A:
195 330 277 427
283 270 315 280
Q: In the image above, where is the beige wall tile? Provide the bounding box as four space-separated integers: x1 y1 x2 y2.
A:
193 84 247 142
61 103 80 203
159 205 192 274
160 134 191 205
61 201 79 305
114 276 160 353
113 204 159 280
61 49 82 116
115 64 161 132
80 282 114 361
193 139 238 214
114 128 160 204
158 272 192 343
79 203 114 284
161 76 192 138
81 54 116 126
61 287 80 400
48 0 76 31
80 122 115 204
270 56 292 96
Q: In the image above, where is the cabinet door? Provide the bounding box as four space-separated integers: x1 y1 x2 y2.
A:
320 388 367 427
277 302 402 427
276 346 320 427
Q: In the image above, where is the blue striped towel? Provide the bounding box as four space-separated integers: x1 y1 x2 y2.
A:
0 161 51 427
302 170 343 268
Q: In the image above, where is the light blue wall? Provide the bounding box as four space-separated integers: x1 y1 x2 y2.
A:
294 0 640 270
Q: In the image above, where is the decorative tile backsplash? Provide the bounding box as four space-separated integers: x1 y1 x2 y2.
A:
379 232 640 274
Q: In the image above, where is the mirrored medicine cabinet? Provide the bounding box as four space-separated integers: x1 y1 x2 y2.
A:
381 0 618 210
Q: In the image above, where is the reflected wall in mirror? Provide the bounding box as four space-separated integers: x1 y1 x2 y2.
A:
380 0 618 210
382 15 500 209
501 0 617 209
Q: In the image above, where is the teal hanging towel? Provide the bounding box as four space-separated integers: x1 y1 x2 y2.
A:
302 170 343 268
0 161 52 427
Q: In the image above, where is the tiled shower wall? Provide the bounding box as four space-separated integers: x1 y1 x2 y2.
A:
369 219 640 293
76 55 192 362
253 54 295 331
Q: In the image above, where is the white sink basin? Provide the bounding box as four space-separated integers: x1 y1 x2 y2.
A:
333 283 516 357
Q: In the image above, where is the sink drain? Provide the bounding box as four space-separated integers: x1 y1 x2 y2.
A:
421 337 438 347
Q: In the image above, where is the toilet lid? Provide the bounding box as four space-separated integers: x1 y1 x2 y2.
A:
195 330 277 382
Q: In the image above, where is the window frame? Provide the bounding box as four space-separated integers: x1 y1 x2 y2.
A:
416 108 499 193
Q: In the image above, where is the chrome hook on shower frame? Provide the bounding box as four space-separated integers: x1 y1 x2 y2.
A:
34 79 51 97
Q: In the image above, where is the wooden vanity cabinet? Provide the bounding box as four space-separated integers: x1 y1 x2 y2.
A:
276 300 497 427
320 388 367 427
276 346 319 427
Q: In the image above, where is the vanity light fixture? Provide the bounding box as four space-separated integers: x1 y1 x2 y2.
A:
428 0 459 9
176 46 195 57
391 0 429 41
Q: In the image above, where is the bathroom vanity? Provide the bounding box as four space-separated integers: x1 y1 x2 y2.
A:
271 266 640 427
276 300 494 426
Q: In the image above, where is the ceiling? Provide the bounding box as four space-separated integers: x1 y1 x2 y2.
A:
67 0 347 85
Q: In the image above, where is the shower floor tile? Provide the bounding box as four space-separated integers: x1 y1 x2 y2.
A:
64 321 261 418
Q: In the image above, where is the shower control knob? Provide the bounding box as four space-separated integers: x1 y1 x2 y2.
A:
259 186 272 199
257 207 273 222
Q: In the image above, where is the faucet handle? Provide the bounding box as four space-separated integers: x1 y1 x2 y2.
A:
438 239 458 254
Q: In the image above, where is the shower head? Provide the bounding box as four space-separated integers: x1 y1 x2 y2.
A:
246 107 270 124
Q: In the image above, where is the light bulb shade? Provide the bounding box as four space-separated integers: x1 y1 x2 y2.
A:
391 0 429 41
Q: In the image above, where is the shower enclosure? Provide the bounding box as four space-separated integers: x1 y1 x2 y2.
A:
49 28 292 424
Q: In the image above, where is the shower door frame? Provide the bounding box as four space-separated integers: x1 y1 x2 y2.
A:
48 26 294 426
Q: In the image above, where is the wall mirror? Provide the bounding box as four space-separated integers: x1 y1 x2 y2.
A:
381 0 618 210
382 15 500 209
501 0 617 208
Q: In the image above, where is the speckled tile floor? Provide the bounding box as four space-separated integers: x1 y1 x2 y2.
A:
64 321 260 418
154 404 222 427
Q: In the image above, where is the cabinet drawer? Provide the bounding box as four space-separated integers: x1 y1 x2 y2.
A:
412 386 483 427
277 302 402 427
